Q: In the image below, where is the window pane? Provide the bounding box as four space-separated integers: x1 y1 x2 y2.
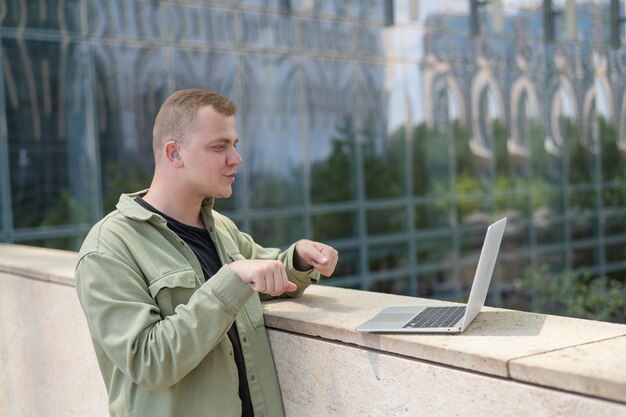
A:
605 212 626 236
308 59 357 204
242 54 305 209
312 211 357 241
92 43 167 211
1 0 83 32
495 189 531 218
169 3 212 45
533 191 564 215
367 207 406 235
460 226 488 256
498 255 528 286
4 38 95 229
358 64 406 199
567 118 595 184
569 190 597 212
603 186 626 208
455 119 488 207
599 116 622 182
537 251 566 274
413 124 451 196
572 247 598 270
536 219 566 245
416 234 453 265
330 247 360 278
369 276 409 295
570 215 598 240
418 269 457 300
240 11 295 49
457 195 491 225
415 200 452 230
368 242 409 273
606 242 626 264
88 0 165 40
251 215 305 248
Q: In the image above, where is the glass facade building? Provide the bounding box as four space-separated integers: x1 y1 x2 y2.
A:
1 1 625 310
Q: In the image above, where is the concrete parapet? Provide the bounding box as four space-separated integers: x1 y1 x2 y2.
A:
264 287 626 416
1 244 625 417
0 246 107 417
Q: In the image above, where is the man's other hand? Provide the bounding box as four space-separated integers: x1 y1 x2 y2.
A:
229 260 297 296
294 240 339 277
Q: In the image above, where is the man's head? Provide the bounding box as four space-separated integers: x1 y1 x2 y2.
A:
153 88 237 158
151 89 242 200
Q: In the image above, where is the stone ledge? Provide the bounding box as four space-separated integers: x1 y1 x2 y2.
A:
261 285 626 403
268 329 626 417
1 243 625 405
509 335 626 403
0 243 77 286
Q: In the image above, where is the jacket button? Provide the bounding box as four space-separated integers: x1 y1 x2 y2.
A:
242 337 247 343
250 374 256 381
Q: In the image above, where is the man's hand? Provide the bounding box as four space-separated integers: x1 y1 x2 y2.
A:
229 260 297 297
294 240 339 277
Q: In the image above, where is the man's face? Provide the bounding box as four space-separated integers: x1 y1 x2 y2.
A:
178 106 242 199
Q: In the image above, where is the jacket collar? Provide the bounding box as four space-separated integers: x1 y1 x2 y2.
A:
116 190 216 223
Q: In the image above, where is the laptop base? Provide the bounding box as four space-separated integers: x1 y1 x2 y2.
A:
356 306 464 333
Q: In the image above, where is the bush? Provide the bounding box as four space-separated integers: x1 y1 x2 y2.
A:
524 266 626 324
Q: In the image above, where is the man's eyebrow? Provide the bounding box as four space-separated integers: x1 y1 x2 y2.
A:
208 137 238 145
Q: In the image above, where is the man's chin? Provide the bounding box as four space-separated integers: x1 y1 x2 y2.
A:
203 189 232 200
217 188 233 199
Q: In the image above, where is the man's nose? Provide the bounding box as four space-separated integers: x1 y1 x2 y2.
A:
228 147 243 166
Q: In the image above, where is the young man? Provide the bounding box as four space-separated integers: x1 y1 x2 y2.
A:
75 88 338 417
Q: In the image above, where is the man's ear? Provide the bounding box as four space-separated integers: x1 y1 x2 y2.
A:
164 140 183 167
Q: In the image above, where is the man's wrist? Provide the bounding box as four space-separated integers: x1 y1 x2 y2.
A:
293 240 311 271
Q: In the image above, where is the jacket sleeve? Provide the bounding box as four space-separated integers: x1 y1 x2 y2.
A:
75 250 254 389
217 214 320 298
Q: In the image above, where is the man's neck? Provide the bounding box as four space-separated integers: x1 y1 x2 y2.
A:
142 184 205 228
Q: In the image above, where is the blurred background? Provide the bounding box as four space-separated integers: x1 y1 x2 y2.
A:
0 0 624 322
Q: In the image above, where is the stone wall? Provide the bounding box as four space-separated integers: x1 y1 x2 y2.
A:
1 244 625 417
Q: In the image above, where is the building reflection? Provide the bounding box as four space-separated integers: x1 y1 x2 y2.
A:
0 1 624 315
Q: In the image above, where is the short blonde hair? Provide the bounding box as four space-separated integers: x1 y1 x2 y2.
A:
152 88 236 157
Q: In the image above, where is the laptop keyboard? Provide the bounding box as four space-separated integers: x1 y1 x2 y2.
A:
402 306 466 329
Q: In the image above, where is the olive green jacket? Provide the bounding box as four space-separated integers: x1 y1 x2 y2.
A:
75 192 320 417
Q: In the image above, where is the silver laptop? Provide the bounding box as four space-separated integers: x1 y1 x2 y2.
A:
356 217 507 333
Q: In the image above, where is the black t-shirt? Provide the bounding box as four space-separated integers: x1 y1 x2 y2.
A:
136 197 254 417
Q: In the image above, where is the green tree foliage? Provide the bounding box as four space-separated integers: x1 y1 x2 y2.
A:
566 118 594 184
362 118 405 199
249 169 304 209
600 116 623 181
525 266 626 324
310 115 356 203
20 105 625 325
39 189 91 226
412 122 450 197
102 160 152 213
599 117 626 207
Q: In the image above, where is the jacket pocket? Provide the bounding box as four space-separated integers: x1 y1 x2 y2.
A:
148 269 198 317
148 269 197 298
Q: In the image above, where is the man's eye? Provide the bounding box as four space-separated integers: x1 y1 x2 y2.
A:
214 145 226 151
